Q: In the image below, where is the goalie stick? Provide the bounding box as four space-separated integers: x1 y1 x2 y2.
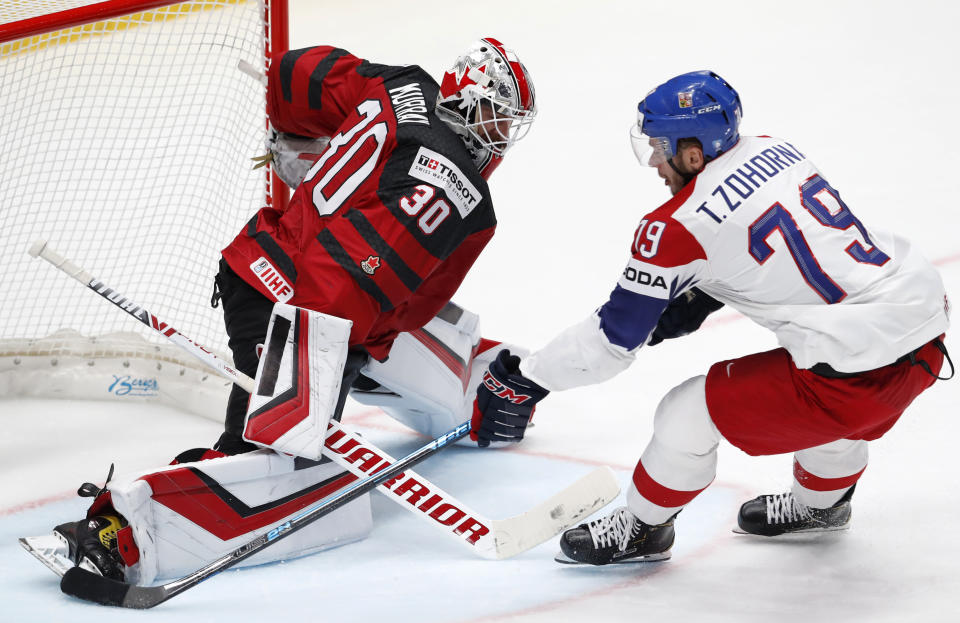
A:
28 241 619 598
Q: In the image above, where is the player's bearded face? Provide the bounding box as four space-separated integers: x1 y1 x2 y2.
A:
474 100 513 145
656 157 687 196
656 145 703 196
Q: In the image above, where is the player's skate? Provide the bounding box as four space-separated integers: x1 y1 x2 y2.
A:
20 514 127 580
555 506 674 565
735 485 855 536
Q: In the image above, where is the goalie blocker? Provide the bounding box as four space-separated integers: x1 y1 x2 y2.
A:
242 303 352 460
243 301 523 455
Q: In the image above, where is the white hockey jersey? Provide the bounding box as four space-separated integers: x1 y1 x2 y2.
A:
525 136 950 390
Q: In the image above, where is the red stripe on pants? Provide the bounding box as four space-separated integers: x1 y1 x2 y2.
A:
793 460 865 492
632 460 709 508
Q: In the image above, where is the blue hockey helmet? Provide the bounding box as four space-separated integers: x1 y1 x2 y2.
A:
630 71 742 167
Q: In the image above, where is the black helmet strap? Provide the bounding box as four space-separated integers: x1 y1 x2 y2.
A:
667 155 697 185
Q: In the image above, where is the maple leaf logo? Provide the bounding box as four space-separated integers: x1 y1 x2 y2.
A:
439 60 488 100
361 255 381 275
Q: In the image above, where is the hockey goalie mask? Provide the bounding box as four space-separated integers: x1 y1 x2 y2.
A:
436 38 537 176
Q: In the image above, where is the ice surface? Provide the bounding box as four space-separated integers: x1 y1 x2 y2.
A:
2 0 959 621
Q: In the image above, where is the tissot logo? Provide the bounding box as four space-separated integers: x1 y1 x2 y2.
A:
409 147 482 218
250 257 293 303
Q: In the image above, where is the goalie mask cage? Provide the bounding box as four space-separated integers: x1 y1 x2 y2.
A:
0 0 289 418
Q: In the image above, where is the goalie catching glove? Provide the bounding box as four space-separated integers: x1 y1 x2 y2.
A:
471 349 549 447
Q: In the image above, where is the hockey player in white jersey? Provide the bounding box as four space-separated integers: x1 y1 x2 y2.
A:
470 70 953 565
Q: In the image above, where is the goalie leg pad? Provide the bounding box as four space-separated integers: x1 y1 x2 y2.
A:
106 451 371 585
243 303 353 460
353 303 528 438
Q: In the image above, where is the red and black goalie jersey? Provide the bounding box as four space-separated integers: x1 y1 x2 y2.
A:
222 46 496 361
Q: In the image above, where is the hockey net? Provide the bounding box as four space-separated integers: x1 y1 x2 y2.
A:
0 0 288 418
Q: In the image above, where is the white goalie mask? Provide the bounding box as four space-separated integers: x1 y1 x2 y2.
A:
436 38 537 178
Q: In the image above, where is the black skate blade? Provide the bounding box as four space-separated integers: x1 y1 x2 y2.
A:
60 567 168 609
732 523 850 536
554 550 672 565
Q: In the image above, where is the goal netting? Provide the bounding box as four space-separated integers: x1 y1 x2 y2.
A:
0 0 288 418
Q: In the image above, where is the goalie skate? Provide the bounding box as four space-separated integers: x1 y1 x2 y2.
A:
21 515 126 580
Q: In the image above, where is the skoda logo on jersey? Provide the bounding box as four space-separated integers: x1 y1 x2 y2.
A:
623 267 668 289
619 258 670 299
361 255 381 275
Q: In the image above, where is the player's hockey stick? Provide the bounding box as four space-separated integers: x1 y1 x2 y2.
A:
57 422 470 608
28 242 618 564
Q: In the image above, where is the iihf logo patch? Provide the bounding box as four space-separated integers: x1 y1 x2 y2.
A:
361 255 381 275
249 257 293 303
678 91 693 108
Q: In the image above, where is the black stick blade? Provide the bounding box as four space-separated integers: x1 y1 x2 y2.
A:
60 567 167 609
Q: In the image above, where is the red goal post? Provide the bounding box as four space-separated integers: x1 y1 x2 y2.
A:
0 0 289 418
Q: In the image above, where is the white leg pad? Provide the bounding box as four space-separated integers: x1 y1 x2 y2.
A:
353 303 527 438
108 450 371 585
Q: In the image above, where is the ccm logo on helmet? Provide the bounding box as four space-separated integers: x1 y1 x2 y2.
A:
482 371 531 404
